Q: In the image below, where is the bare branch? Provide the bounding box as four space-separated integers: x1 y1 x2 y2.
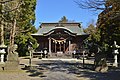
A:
74 0 106 11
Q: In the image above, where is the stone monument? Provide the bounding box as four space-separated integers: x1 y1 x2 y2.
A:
4 44 19 70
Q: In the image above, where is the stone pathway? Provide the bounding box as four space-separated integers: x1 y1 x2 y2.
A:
0 58 120 80
23 59 91 80
21 58 120 80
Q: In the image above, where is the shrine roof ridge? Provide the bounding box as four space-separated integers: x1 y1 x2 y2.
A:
40 22 81 27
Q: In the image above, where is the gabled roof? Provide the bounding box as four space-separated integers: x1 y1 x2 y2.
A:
32 23 88 36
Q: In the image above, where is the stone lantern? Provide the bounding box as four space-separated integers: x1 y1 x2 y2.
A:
73 50 76 58
111 41 120 67
44 49 48 58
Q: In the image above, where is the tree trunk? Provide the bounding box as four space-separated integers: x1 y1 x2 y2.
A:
0 19 4 46
9 19 16 53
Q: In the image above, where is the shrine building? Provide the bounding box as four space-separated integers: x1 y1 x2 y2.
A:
32 22 89 57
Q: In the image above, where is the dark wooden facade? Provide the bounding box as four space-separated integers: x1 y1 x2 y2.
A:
32 23 89 57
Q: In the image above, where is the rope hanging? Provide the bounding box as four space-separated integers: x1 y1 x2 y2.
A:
51 38 67 44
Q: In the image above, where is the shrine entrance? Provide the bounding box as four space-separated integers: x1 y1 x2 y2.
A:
47 28 74 54
51 38 67 53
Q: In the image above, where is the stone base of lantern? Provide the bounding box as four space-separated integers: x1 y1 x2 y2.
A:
113 63 118 67
0 62 5 71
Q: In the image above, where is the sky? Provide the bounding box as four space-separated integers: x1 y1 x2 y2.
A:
34 0 99 29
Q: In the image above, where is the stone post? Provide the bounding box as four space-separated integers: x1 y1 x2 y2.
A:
82 50 85 68
28 46 32 67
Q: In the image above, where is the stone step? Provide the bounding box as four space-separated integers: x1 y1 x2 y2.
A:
41 58 78 62
49 53 72 58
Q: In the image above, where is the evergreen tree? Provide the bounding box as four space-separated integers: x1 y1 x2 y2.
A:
1 0 37 56
97 0 120 47
59 16 68 23
15 0 38 56
76 0 120 48
84 24 100 43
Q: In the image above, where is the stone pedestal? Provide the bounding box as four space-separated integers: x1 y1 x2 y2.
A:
4 60 19 71
0 63 5 71
113 54 118 67
4 44 19 71
4 53 19 71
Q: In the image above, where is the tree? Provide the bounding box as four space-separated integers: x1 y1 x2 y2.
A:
1 0 37 56
97 0 120 46
84 23 101 56
0 0 23 53
84 24 100 43
75 0 106 11
15 0 37 56
59 16 76 23
75 0 120 11
76 0 120 72
76 0 120 46
59 16 68 23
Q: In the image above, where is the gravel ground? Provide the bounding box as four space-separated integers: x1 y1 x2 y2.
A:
0 58 120 80
21 58 92 80
0 71 30 80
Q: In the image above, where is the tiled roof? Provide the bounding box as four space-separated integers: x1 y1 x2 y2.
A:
32 23 88 36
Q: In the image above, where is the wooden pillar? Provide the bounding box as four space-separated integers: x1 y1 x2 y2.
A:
64 41 66 53
48 38 51 53
60 43 61 51
69 40 71 53
55 43 56 53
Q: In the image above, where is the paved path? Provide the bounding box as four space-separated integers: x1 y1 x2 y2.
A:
0 58 120 80
20 58 120 80
22 59 91 80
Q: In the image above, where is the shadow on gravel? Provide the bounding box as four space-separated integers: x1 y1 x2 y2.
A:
21 66 47 78
21 60 120 80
